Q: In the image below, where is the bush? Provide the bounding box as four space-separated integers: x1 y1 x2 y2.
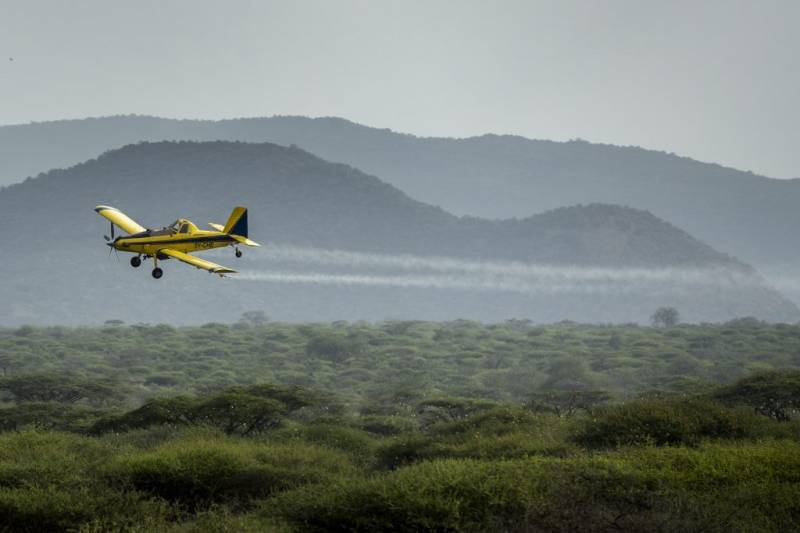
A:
272 423 376 460
104 438 355 509
0 374 126 407
0 403 110 433
571 397 770 448
267 459 540 532
0 485 171 533
714 370 800 421
0 431 171 531
353 415 418 436
375 411 573 469
267 442 800 532
426 406 540 437
92 384 322 435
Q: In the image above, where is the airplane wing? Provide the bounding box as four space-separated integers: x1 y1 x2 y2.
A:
158 249 236 275
95 205 147 234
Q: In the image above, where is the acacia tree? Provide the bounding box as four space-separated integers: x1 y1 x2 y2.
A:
91 384 322 435
651 307 679 328
0 374 124 406
239 311 269 326
714 370 800 421
527 390 611 417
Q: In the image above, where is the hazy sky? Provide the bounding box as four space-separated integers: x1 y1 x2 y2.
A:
1 0 797 177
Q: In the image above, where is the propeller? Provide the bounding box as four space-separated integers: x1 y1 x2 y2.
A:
106 241 120 262
104 222 119 261
104 222 115 242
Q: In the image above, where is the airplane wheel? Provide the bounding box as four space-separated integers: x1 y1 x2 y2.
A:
235 249 243 258
152 267 163 279
130 256 141 268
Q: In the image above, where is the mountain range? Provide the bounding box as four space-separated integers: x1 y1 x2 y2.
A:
1 115 798 276
0 140 794 325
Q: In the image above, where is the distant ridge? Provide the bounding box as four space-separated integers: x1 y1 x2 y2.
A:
0 140 795 325
1 115 799 273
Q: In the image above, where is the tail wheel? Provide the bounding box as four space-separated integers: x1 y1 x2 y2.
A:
152 267 163 279
235 249 243 258
130 256 142 268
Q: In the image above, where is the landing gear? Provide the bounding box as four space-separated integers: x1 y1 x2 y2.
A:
130 256 142 268
235 248 243 258
151 255 163 279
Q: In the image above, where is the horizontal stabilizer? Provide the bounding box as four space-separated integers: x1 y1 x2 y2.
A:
230 234 260 247
208 223 225 232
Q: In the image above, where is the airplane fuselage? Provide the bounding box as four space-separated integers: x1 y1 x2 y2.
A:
111 229 236 256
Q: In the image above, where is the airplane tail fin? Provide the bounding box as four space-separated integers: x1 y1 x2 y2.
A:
223 207 248 237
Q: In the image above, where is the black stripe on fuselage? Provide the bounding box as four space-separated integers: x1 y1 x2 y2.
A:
118 235 235 246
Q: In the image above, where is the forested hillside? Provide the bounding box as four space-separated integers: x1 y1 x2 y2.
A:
3 319 800 404
0 141 794 325
2 115 799 271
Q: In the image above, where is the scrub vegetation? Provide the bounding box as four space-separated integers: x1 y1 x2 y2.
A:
1 318 799 531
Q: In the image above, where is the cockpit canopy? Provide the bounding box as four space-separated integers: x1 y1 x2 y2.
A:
167 218 199 234
128 218 201 238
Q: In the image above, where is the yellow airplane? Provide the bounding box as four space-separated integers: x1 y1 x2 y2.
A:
95 205 259 279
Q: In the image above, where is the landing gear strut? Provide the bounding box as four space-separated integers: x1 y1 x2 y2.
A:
235 248 242 258
151 255 163 279
130 256 142 268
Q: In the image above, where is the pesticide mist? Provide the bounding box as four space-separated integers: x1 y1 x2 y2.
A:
228 244 766 296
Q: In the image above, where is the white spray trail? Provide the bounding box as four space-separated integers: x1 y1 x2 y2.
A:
234 270 636 295
244 244 759 283
227 244 765 295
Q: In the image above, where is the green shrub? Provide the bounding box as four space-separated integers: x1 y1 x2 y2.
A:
100 425 228 451
572 398 768 448
124 505 279 533
0 431 171 531
0 486 171 533
0 402 110 433
267 459 541 532
273 423 376 460
415 397 500 429
354 415 417 436
375 412 573 469
0 431 115 488
92 383 324 435
105 438 355 509
0 374 126 407
268 442 800 532
714 369 800 421
426 405 539 437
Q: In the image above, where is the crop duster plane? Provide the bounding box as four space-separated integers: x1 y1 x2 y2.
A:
95 205 259 279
